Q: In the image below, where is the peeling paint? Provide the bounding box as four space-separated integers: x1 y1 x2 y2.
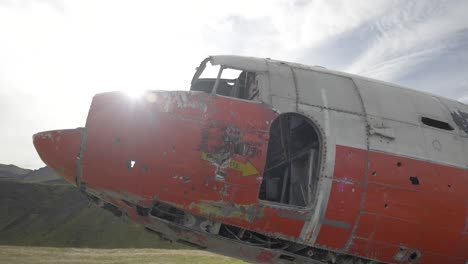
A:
158 91 208 114
190 201 258 222
451 110 468 134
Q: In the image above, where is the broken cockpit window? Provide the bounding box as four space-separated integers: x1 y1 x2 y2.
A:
259 113 320 207
190 59 259 101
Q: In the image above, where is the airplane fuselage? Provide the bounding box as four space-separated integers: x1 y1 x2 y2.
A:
34 55 468 264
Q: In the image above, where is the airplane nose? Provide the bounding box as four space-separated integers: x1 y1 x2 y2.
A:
33 129 83 185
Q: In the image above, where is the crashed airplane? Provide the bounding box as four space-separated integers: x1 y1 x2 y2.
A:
33 55 468 264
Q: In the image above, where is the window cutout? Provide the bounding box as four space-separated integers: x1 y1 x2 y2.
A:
190 61 259 101
259 113 320 207
421 117 454 131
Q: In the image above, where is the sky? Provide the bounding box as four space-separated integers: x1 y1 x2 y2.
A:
1 0 467 169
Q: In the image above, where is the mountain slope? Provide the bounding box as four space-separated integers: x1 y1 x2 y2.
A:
0 180 180 248
0 164 32 181
19 166 66 184
0 164 65 184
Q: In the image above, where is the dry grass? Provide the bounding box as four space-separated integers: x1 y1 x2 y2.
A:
0 246 246 264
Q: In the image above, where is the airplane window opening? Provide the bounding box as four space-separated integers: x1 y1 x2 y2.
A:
421 117 454 131
191 61 259 101
259 113 320 207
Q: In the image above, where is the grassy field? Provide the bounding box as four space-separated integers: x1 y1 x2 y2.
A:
0 181 182 249
0 246 246 264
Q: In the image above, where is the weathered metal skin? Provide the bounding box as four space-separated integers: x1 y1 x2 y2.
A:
33 55 468 264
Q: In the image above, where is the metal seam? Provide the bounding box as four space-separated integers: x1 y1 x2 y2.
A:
344 77 371 251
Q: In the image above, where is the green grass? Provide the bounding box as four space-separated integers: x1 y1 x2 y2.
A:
0 181 181 248
0 246 245 264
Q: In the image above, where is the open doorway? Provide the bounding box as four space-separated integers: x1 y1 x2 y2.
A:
259 113 320 207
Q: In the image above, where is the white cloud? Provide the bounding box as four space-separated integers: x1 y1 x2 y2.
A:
347 0 468 81
200 0 396 58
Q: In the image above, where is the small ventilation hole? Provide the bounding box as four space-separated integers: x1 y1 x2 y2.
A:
409 176 419 185
408 250 421 262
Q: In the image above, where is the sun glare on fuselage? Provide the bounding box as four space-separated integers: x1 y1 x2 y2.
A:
122 88 146 99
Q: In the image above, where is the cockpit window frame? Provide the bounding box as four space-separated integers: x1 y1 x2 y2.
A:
190 58 263 102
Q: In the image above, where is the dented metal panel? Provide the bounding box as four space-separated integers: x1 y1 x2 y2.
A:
33 128 82 184
80 91 326 241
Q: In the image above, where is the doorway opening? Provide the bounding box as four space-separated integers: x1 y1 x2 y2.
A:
259 113 320 207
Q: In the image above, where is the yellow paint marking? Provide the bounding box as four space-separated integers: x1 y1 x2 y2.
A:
201 152 259 176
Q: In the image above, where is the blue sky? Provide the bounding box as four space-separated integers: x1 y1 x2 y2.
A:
1 0 467 169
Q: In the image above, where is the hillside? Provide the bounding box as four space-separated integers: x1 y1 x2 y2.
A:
0 164 65 184
0 164 32 181
0 170 180 248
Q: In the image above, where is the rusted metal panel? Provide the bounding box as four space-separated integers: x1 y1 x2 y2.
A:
348 148 468 261
347 238 407 263
33 129 82 184
82 91 275 194
249 205 306 239
296 102 368 247
80 90 329 241
314 145 366 251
